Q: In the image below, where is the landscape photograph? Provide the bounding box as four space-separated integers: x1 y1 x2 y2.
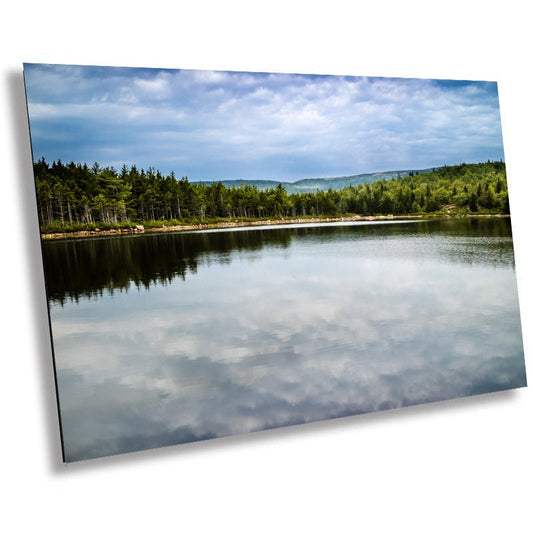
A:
24 63 527 462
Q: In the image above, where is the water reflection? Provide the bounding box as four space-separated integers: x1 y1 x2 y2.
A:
46 218 526 461
44 218 516 304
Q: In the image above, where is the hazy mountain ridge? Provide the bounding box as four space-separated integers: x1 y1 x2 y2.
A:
198 167 438 194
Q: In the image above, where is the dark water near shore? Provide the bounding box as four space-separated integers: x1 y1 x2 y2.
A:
43 218 526 462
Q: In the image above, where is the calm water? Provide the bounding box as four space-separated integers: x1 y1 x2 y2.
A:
43 218 526 462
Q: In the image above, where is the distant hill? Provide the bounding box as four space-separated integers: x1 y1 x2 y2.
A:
197 167 438 193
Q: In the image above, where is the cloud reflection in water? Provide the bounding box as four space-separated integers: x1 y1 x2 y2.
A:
48 219 526 461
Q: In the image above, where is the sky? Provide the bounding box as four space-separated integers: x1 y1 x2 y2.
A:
24 63 505 182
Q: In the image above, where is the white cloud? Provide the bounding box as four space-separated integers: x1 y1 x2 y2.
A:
133 73 171 98
24 64 505 179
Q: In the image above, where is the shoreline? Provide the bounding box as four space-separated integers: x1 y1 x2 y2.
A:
40 213 509 240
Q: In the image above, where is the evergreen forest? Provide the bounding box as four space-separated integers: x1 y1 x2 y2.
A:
33 159 510 234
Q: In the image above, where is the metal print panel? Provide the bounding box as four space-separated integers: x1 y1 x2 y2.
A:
24 64 527 462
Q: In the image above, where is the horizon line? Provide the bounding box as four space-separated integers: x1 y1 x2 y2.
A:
33 157 505 184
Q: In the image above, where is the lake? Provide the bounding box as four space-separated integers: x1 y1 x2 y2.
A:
43 217 526 462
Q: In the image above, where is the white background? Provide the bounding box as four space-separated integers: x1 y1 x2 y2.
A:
1 1 531 531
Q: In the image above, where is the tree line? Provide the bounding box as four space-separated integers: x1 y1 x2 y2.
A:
33 158 510 233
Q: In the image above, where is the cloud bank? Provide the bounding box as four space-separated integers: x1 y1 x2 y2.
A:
25 64 505 180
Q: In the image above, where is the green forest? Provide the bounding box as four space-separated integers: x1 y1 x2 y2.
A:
33 159 510 234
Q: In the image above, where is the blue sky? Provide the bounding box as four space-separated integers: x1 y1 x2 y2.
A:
24 64 505 182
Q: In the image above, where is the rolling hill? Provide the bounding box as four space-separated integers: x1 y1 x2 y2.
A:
197 167 438 194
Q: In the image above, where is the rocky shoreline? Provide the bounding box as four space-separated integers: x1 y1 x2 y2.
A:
40 213 507 240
